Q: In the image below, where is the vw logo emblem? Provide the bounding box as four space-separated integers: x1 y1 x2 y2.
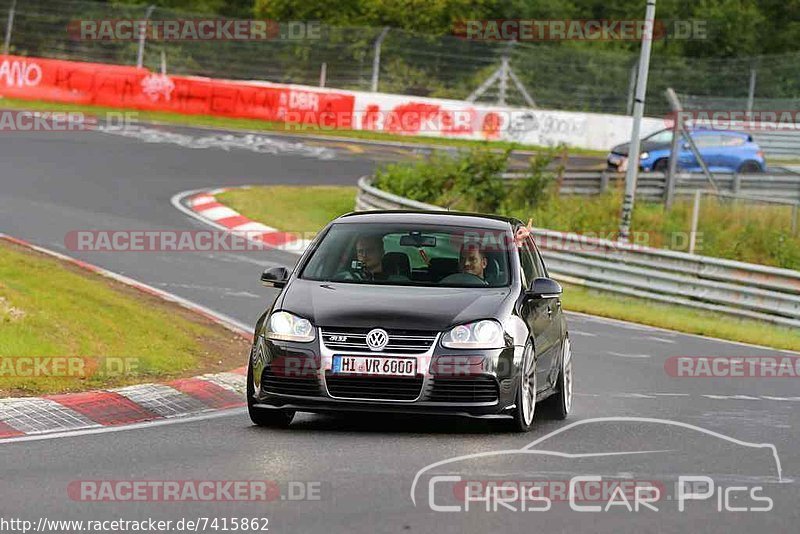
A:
366 328 389 351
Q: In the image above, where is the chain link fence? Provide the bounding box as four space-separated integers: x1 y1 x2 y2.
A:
3 0 800 116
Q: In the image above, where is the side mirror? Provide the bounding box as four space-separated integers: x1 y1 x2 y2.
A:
528 277 562 299
261 267 289 288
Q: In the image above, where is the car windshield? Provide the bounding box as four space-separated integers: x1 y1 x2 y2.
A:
300 222 512 288
645 129 673 144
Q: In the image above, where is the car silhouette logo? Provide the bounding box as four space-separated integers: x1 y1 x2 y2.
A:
366 328 389 351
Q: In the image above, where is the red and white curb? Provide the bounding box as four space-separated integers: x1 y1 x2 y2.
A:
0 234 254 441
172 187 312 254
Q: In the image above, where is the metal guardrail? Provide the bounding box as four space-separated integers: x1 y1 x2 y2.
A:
355 176 800 328
751 131 800 161
507 170 800 202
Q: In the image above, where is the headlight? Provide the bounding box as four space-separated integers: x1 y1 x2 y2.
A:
639 151 650 160
265 311 315 342
441 320 504 349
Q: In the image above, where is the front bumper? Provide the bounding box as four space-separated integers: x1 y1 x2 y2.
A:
250 335 522 419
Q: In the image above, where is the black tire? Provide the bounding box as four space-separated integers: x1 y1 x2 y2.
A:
737 161 762 174
542 337 573 420
653 159 669 173
247 350 295 428
508 343 536 432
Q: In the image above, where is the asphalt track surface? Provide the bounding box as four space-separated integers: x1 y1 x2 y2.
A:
1 124 798 533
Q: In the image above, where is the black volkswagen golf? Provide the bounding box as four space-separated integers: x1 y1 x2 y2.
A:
248 211 573 432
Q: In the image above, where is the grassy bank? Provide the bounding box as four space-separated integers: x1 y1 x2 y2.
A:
0 239 250 396
214 184 800 352
508 184 800 269
0 97 606 156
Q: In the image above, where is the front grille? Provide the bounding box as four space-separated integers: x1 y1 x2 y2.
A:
321 327 437 354
325 373 424 401
428 376 499 403
262 367 321 397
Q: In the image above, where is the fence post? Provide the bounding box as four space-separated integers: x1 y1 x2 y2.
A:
319 62 327 87
792 204 798 236
746 68 757 113
498 55 509 106
136 5 156 69
689 190 701 254
2 0 16 56
732 172 741 194
664 88 682 210
370 27 390 92
626 61 637 115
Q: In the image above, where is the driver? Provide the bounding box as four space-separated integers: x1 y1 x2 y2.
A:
459 242 487 280
355 234 386 280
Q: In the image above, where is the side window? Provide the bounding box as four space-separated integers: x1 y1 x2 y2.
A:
518 239 537 287
530 240 547 278
693 134 723 148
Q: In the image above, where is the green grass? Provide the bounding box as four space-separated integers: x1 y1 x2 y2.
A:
217 185 357 234
215 185 800 352
0 97 606 156
505 183 800 270
0 240 249 396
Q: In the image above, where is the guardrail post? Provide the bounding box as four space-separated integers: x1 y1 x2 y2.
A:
732 172 741 194
689 190 701 254
600 171 609 194
2 0 16 56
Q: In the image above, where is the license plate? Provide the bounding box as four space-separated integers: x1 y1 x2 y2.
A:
332 355 417 377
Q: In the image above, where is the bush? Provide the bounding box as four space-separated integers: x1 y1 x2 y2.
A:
375 145 512 212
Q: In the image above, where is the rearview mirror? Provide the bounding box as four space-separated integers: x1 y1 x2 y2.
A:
399 233 436 247
528 277 562 299
261 267 289 288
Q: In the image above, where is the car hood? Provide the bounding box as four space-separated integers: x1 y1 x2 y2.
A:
610 139 670 156
278 279 515 331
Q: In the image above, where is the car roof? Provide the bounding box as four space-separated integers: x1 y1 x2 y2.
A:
334 210 519 230
689 128 750 138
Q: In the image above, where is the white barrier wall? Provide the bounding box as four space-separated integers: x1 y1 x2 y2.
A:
347 90 665 151
249 79 665 151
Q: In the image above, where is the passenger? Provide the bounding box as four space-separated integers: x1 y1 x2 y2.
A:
355 235 386 280
459 242 487 280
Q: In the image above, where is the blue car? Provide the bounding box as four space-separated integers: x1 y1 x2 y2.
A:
607 128 766 174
